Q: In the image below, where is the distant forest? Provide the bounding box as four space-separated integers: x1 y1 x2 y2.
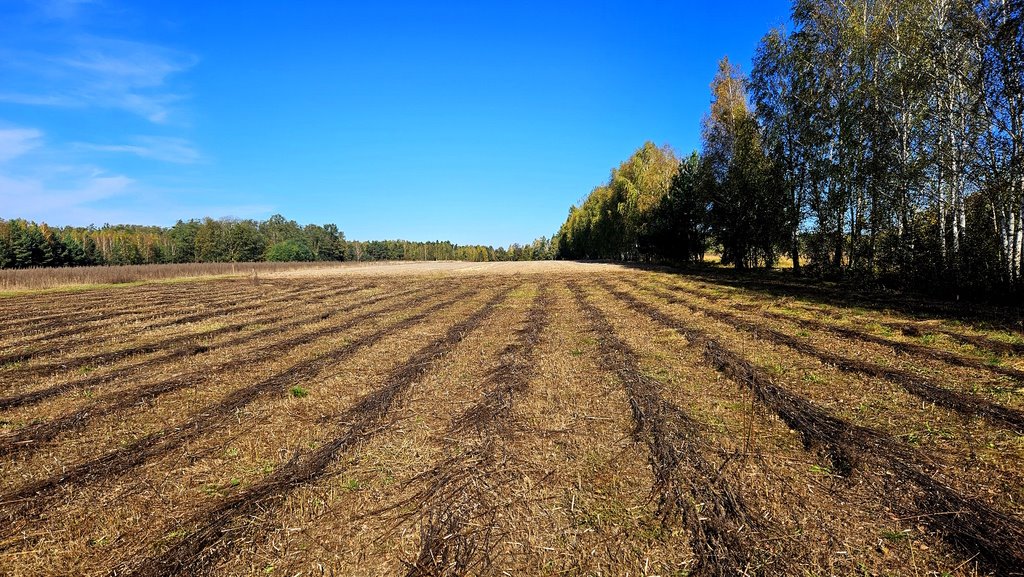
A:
0 215 555 268
556 0 1023 301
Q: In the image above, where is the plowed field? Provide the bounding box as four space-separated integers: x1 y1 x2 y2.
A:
1 262 1022 576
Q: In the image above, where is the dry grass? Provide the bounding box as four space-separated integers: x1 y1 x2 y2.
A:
0 263 1021 576
0 261 340 293
0 261 633 293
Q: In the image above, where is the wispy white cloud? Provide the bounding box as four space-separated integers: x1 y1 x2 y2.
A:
76 136 201 164
0 124 108 220
0 128 43 162
38 0 101 20
0 155 271 226
0 123 261 226
0 166 134 221
0 37 198 123
0 5 237 226
46 0 100 19
0 123 139 221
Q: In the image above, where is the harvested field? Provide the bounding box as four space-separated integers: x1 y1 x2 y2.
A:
1 261 1022 576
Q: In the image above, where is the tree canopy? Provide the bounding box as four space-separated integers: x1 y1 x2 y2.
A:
0 215 554 268
556 0 1024 301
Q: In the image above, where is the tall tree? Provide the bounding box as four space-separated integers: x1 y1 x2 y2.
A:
751 27 808 272
978 0 1024 288
701 57 789 268
641 152 708 263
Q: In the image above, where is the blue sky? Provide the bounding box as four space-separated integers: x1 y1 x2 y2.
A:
0 0 791 246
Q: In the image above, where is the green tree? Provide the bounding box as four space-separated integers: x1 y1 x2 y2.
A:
641 152 708 263
225 220 265 262
194 218 227 263
266 239 315 262
168 220 200 263
701 57 789 269
751 27 809 272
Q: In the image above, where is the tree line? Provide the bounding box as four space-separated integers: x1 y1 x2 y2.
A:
556 0 1023 301
344 237 554 262
0 215 554 269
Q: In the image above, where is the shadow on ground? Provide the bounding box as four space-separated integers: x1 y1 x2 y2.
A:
603 261 1024 333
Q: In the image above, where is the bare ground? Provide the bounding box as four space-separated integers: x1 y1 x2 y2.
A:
0 261 1021 576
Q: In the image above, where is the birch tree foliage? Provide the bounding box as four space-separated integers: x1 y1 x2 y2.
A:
701 57 790 269
553 0 1022 299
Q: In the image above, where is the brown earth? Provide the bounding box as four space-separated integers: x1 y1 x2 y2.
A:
0 261 1021 576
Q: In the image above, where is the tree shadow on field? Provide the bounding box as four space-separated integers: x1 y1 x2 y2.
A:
595 260 1024 334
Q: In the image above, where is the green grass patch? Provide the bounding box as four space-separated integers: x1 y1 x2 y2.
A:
162 529 188 542
76 364 98 375
881 529 909 542
289 386 309 398
808 464 832 476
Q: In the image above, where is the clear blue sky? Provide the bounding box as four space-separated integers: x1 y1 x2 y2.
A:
0 0 791 246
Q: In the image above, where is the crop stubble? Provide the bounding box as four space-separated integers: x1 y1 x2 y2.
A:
117 283 517 576
601 278 1024 575
0 280 476 526
0 263 1020 577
